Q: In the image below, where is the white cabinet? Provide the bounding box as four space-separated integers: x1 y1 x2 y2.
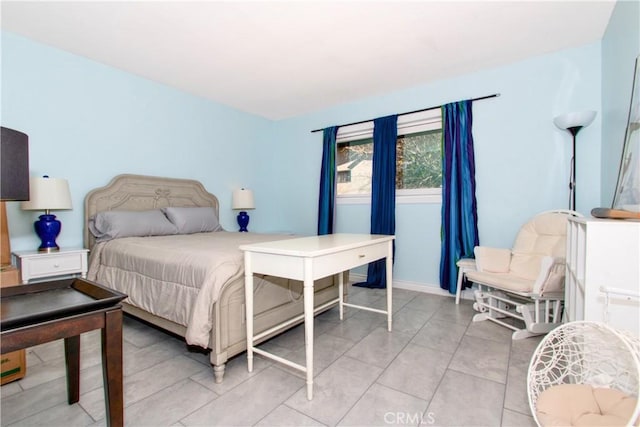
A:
565 217 640 336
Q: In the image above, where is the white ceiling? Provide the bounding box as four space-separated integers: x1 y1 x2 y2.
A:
1 1 616 120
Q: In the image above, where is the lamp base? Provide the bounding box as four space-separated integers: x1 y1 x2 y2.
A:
34 214 62 252
237 211 250 232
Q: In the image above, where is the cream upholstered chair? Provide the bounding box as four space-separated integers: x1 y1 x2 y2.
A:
462 210 581 339
528 321 640 426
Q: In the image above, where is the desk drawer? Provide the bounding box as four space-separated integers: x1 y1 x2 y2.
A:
312 241 390 279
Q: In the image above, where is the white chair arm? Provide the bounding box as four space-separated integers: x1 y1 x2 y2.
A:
532 256 566 294
474 246 512 273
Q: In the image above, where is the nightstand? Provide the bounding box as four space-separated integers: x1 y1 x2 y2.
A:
12 248 89 284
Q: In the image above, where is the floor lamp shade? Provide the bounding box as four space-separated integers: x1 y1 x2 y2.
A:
21 176 73 252
553 111 597 131
1 127 30 201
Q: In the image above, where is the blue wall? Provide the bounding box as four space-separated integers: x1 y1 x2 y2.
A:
601 0 640 206
257 44 602 289
3 5 634 292
2 31 271 251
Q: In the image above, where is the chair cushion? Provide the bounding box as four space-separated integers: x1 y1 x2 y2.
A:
465 270 534 293
536 383 638 426
510 212 569 280
474 247 511 273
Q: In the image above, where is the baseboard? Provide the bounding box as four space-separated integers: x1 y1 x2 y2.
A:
348 272 475 301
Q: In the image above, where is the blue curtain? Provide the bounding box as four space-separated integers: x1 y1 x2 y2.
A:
439 100 479 294
318 126 338 235
355 115 398 289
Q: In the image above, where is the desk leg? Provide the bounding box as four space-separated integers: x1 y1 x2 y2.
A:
303 258 314 400
102 309 124 427
244 253 254 373
339 271 344 321
386 240 393 332
64 335 80 404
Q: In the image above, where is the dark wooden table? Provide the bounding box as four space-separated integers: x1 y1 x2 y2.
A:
1 278 127 427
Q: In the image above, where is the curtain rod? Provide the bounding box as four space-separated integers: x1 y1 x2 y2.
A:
310 93 500 133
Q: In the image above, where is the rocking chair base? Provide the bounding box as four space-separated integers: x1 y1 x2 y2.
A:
472 288 563 340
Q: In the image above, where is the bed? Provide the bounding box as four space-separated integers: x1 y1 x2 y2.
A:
84 174 344 383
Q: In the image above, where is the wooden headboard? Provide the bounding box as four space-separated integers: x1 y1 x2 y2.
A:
84 174 219 250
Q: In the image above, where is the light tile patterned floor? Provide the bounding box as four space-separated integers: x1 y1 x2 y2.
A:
1 286 540 427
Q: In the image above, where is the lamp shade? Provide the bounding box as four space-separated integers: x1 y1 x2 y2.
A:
21 176 72 211
232 188 255 210
1 127 30 201
553 111 597 130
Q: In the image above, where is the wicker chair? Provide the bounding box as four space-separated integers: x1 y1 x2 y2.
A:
528 321 640 426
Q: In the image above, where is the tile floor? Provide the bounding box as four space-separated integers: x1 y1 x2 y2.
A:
1 285 541 427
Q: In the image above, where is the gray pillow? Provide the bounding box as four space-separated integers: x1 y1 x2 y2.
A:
89 209 178 242
161 206 223 234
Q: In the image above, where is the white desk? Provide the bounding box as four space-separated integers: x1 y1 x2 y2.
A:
240 233 394 400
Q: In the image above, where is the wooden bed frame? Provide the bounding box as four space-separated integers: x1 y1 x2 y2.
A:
84 174 343 383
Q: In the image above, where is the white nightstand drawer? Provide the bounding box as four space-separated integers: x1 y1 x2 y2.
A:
13 248 89 284
28 253 83 276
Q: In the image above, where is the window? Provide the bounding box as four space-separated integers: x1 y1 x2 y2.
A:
336 109 442 204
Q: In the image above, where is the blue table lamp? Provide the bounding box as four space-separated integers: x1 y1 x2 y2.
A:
232 188 255 232
20 175 72 252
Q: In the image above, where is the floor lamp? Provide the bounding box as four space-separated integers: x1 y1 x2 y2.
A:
1 127 30 268
553 111 597 211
